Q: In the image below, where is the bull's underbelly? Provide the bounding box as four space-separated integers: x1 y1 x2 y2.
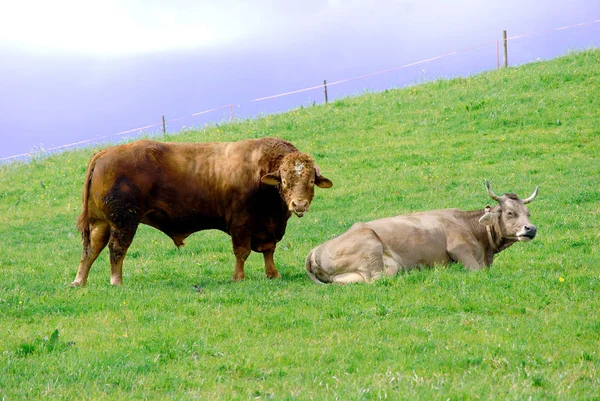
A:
140 208 285 251
142 209 226 233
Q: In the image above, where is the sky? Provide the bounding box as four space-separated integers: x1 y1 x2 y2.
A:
1 0 369 55
1 1 255 54
1 0 599 160
1 1 587 55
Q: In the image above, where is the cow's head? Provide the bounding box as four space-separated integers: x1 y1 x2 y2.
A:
261 152 333 217
479 180 538 241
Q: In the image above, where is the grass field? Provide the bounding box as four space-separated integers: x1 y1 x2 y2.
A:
1 49 599 400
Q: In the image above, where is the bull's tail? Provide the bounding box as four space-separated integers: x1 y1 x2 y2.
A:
76 150 107 248
305 248 327 285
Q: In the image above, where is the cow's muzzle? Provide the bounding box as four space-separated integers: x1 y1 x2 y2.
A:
517 225 537 241
290 199 309 217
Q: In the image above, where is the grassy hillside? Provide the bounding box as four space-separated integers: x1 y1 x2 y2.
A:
1 49 599 399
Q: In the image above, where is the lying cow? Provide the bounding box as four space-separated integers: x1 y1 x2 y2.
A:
306 181 537 284
72 137 333 286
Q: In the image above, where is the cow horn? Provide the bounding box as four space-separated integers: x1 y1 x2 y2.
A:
485 180 502 202
522 186 539 204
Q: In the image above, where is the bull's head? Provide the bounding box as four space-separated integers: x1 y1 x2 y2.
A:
479 180 538 242
261 152 333 217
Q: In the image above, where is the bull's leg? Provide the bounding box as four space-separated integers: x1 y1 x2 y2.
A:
72 221 110 287
262 246 281 279
107 226 138 285
231 237 251 281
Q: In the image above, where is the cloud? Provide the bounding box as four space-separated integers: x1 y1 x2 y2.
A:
0 0 253 55
1 0 567 57
0 0 369 56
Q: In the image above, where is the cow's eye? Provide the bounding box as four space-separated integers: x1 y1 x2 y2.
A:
506 211 514 217
282 179 287 187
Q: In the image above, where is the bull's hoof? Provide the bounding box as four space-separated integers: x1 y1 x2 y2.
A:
70 281 85 287
266 272 281 279
232 274 246 281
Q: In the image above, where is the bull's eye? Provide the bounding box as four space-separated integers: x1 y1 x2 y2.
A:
506 211 515 217
282 179 287 187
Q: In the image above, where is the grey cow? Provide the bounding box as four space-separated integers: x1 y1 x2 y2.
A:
306 181 538 284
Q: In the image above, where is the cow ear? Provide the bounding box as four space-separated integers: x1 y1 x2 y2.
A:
479 204 499 226
315 175 333 188
261 172 281 186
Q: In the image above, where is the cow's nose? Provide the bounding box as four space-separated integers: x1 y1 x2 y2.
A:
524 225 537 237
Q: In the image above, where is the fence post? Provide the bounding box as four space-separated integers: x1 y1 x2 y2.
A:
230 104 234 121
162 115 166 135
323 80 328 104
503 30 508 68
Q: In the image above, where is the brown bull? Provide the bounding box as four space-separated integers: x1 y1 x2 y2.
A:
306 181 538 284
72 137 332 286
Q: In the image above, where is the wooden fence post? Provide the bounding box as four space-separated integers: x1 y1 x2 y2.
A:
162 115 166 135
323 80 328 104
230 104 234 121
503 30 508 68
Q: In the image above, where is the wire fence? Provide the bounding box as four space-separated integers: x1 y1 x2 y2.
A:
2 18 599 163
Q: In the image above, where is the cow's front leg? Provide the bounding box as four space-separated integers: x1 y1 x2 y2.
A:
447 242 485 271
232 237 251 281
262 246 281 279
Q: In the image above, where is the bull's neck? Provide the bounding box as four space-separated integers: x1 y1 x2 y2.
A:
466 209 517 255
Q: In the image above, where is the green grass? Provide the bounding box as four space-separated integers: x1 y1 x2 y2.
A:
1 49 599 400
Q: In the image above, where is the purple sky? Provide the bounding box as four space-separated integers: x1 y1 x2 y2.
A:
1 1 599 161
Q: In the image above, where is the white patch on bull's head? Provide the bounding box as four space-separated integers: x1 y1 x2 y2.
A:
294 161 305 176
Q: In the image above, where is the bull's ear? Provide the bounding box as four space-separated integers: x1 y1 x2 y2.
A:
261 172 281 186
314 164 333 188
478 204 499 226
315 175 333 188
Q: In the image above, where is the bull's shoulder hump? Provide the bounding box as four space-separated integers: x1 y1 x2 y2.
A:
254 137 299 156
255 136 296 147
